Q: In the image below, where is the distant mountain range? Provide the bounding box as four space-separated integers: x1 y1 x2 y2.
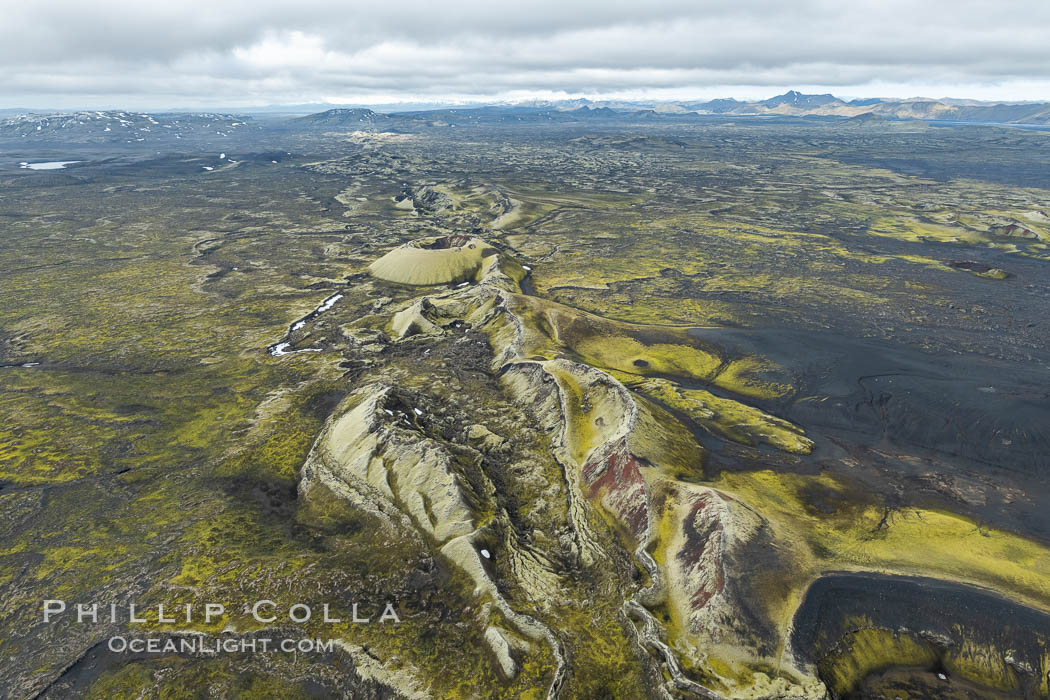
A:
522 91 1050 124
0 111 260 143
4 92 1050 144
292 93 1050 126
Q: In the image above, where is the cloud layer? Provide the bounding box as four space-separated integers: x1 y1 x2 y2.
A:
5 1 1050 108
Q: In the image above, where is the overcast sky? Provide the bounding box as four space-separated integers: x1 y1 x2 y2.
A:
4 0 1050 109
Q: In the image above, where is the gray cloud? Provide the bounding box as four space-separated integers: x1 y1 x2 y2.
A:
4 1 1050 108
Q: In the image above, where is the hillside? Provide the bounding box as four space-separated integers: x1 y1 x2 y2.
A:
0 111 259 143
289 107 388 128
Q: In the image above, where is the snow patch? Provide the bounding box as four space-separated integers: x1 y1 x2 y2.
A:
21 161 81 170
269 343 322 357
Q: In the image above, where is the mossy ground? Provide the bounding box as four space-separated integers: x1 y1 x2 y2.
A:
3 118 1050 697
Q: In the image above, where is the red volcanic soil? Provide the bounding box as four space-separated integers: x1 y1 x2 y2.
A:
582 448 650 540
680 493 726 610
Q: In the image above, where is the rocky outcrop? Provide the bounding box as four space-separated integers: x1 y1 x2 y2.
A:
406 185 454 213
300 381 566 691
341 235 829 697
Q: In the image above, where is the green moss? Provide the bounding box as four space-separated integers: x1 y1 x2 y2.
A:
620 374 811 453
820 625 1032 697
85 657 324 699
945 637 1022 692
818 626 939 697
574 335 721 383
551 600 649 698
712 356 793 401
714 469 1050 629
